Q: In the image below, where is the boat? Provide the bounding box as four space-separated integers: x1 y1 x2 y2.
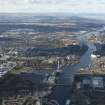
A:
65 99 71 105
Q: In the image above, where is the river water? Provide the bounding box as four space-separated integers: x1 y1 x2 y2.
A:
48 42 96 105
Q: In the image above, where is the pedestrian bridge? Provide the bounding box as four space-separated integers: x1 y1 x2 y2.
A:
54 84 71 87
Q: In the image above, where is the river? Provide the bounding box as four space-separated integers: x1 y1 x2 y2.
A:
47 41 96 105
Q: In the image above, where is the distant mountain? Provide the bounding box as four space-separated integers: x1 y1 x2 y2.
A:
0 13 104 23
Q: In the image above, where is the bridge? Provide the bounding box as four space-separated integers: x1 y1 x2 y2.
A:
53 83 71 87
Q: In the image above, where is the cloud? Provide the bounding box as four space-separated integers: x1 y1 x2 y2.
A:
28 0 59 3
0 0 105 13
0 0 68 4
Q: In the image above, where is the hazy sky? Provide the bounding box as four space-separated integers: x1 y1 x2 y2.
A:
0 0 105 13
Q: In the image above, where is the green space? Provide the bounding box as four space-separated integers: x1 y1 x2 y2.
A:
10 67 33 74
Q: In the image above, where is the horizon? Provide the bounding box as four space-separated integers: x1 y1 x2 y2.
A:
0 12 105 21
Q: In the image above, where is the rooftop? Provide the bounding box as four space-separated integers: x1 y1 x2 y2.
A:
76 57 105 75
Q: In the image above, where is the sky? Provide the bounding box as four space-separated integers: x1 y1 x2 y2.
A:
0 0 105 13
